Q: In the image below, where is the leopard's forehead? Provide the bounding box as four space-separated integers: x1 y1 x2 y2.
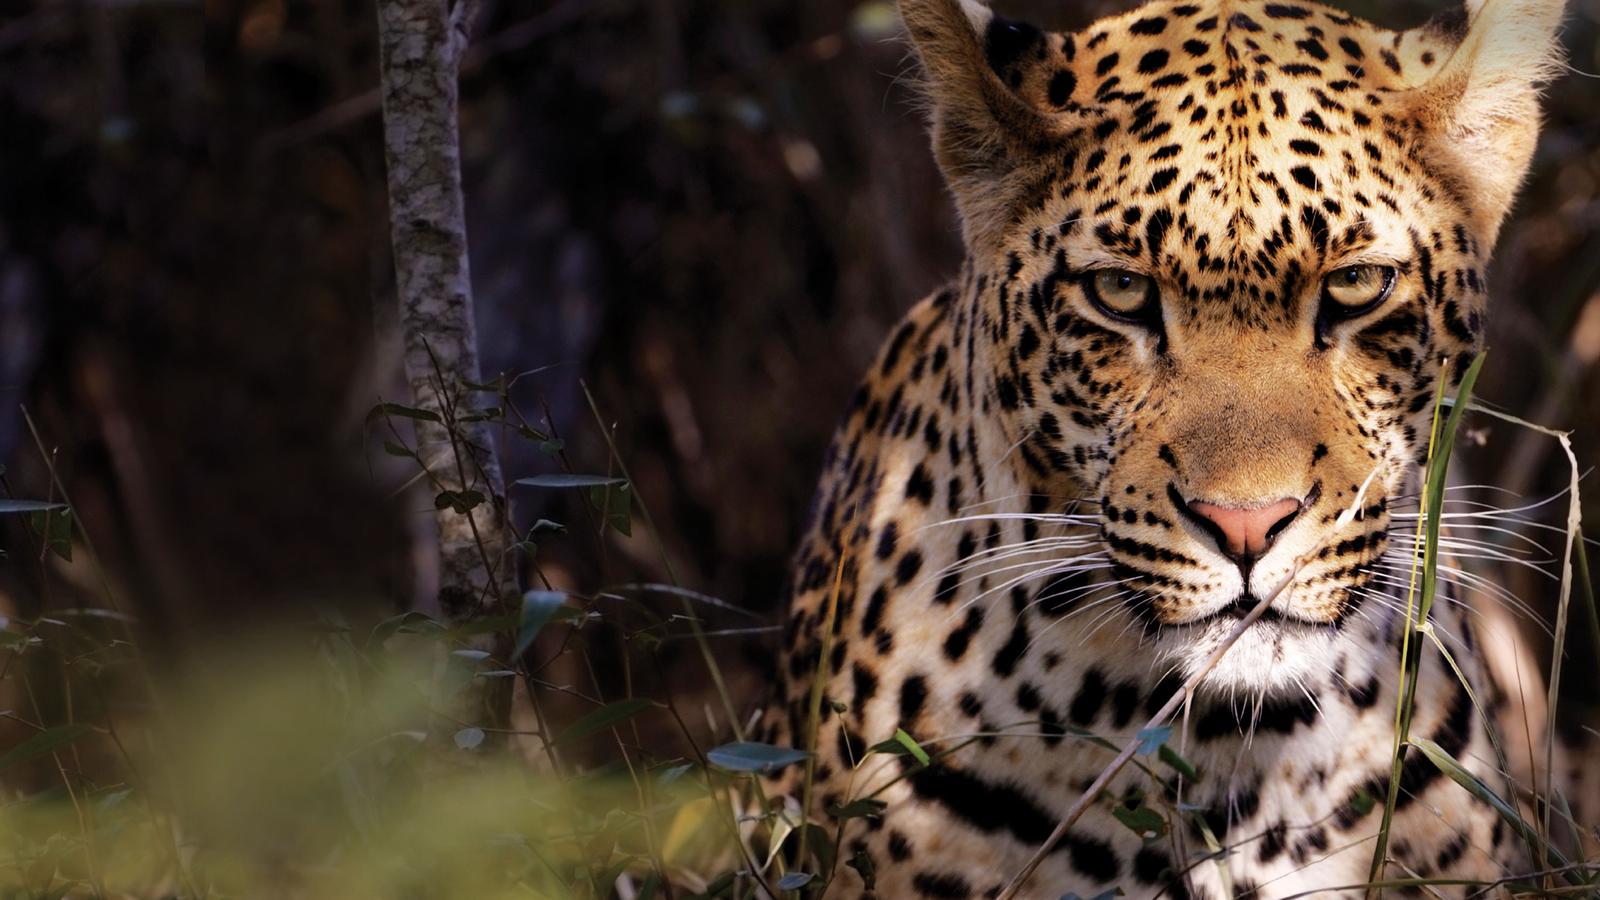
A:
986 0 1470 324
995 0 1463 127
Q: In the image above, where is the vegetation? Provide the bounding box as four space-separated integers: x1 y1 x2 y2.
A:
2 0 1598 896
1 352 1596 898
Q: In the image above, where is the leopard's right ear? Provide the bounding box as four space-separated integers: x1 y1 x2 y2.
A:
900 0 1087 253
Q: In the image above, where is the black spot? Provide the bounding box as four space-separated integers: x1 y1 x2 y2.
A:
1015 681 1042 712
1296 38 1329 61
852 662 879 706
1112 682 1140 727
1047 70 1077 107
908 765 1121 881
1138 49 1169 73
1289 139 1322 157
1289 165 1320 191
913 871 971 899
1258 821 1288 862
992 620 1029 678
1158 444 1178 468
905 463 935 505
900 674 929 722
861 585 889 636
982 15 1041 75
1228 12 1262 31
888 830 912 861
1145 671 1182 717
835 721 864 765
1096 52 1119 76
943 607 985 661
959 692 984 718
896 550 923 585
1145 167 1179 194
876 522 898 560
1346 675 1379 708
1070 669 1108 725
1264 3 1312 18
1436 831 1469 869
1194 694 1318 741
1129 15 1167 34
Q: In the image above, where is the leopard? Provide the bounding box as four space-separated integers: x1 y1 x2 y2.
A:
759 0 1584 897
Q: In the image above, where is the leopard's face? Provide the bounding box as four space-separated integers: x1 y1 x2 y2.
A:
904 0 1553 690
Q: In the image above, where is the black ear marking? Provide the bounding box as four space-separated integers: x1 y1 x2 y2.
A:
984 13 1044 76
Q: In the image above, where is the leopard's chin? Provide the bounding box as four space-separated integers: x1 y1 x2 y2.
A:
1155 608 1344 696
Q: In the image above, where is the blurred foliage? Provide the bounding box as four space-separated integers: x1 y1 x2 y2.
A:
0 1 1598 895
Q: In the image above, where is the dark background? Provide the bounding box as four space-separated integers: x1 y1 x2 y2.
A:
1 0 1596 716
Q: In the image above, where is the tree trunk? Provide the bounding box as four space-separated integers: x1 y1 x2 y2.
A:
376 0 513 734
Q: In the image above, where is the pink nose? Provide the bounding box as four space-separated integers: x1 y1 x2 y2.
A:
1184 497 1303 561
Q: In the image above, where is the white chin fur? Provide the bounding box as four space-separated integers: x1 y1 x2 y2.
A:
1156 618 1343 695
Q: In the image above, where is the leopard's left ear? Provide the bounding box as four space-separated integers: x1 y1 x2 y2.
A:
1409 0 1567 239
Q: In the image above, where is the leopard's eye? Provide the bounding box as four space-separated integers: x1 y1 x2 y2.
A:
1085 269 1157 321
1321 264 1395 317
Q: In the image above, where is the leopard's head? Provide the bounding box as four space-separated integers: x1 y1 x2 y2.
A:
904 0 1563 688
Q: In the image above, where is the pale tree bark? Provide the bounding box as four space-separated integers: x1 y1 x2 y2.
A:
376 0 514 734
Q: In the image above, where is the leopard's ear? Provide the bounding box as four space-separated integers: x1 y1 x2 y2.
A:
900 0 1086 253
1407 0 1566 239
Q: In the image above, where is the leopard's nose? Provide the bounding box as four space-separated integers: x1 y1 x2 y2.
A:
1180 496 1303 562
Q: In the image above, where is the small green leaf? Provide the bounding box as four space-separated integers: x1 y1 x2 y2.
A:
0 724 95 771
434 489 486 514
454 727 485 750
847 844 878 890
0 499 65 515
656 763 695 786
1134 725 1171 755
367 402 441 424
588 482 632 536
515 474 626 489
1158 744 1201 781
775 872 813 891
867 728 930 767
1112 803 1167 839
553 698 654 746
1348 786 1376 817
370 611 443 645
827 797 886 820
516 590 566 657
800 822 835 875
381 439 414 457
29 508 72 561
705 741 810 773
1061 891 1124 900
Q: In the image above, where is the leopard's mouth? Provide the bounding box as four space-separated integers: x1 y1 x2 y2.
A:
1167 592 1336 631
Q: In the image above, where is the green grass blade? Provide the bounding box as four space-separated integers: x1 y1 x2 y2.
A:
1367 353 1484 895
1410 737 1581 886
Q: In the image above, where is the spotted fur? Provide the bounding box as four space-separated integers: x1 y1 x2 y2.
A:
766 0 1569 896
